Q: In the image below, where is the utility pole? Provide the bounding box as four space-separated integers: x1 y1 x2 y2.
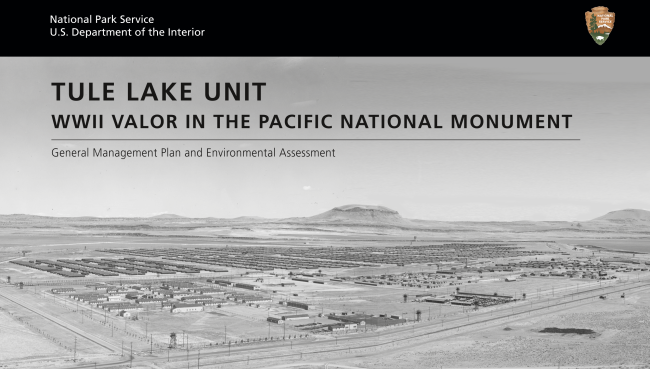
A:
198 348 201 368
74 337 77 362
130 342 133 368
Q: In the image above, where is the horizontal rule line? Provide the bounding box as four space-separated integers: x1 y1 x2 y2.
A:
51 139 581 141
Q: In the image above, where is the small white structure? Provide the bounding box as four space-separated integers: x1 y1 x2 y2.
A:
596 36 604 40
171 303 204 313
281 314 310 321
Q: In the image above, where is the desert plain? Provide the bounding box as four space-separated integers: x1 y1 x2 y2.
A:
1 205 650 369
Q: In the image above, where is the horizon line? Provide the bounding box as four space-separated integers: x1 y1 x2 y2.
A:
2 211 637 222
51 138 581 141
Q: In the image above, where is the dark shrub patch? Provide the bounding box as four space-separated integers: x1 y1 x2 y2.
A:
539 327 595 335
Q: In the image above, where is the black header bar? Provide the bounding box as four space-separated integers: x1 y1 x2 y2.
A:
3 4 644 56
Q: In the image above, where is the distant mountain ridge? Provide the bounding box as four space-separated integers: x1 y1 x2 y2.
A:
149 214 187 219
591 209 650 223
306 204 406 224
2 205 650 239
2 206 650 225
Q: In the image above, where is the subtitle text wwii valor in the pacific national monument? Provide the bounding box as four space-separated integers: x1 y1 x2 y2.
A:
585 6 615 45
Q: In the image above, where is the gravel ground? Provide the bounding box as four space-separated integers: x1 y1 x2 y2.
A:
356 292 650 368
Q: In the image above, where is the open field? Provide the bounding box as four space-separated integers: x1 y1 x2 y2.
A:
552 238 650 254
0 301 70 362
355 284 650 368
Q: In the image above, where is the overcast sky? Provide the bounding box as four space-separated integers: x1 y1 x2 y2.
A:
1 57 649 221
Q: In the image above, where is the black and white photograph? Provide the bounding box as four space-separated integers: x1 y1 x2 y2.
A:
1 11 650 369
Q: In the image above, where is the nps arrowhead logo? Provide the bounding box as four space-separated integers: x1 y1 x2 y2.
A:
586 6 615 45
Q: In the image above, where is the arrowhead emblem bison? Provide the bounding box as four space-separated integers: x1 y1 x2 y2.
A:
585 6 614 45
